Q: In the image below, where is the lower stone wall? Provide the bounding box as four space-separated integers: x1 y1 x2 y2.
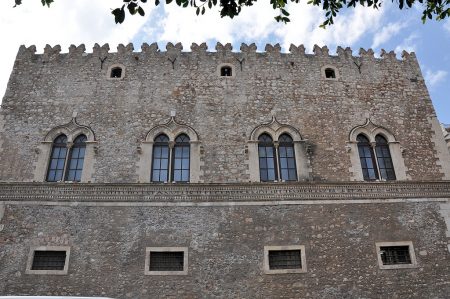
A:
1 200 450 298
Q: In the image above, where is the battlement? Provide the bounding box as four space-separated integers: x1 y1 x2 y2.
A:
16 42 417 64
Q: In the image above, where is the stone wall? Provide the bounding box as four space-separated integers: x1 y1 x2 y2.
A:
1 191 449 298
1 42 449 183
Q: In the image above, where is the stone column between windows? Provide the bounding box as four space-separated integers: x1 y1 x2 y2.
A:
137 141 153 183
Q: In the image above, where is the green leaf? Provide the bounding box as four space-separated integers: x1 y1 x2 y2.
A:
155 0 160 6
138 6 145 16
167 0 173 3
112 7 126 24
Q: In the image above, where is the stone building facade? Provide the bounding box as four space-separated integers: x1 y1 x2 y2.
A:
0 42 450 298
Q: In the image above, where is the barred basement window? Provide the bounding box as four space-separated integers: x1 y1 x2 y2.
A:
26 246 71 275
376 241 417 269
145 247 188 275
32 251 67 270
264 245 307 274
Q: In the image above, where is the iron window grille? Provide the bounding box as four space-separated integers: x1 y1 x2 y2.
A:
380 246 412 265
31 250 67 270
149 251 184 271
268 250 302 270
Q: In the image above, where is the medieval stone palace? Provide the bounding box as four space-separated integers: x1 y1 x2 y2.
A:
0 42 449 298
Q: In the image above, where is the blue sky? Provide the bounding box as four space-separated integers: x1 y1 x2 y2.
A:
0 1 449 123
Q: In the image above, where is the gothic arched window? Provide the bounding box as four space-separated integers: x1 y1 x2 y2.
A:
173 134 190 182
258 134 277 182
278 134 297 181
151 134 170 182
65 134 87 182
375 135 396 180
357 134 378 181
46 134 68 182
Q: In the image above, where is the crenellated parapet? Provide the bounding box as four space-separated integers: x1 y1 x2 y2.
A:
14 42 420 68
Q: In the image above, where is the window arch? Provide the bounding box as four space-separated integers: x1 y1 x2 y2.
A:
348 119 406 181
138 117 201 183
248 117 310 182
321 65 339 80
45 134 88 182
110 67 123 78
35 118 96 183
220 66 232 77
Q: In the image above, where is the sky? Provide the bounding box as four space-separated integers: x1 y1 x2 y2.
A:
0 0 449 124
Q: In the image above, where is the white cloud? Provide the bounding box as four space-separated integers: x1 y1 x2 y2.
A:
394 33 419 54
425 69 448 87
0 0 152 100
371 21 408 49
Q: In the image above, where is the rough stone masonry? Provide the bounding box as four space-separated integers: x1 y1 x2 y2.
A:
0 42 449 298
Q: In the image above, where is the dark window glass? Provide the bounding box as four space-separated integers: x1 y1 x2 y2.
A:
268 250 302 270
380 246 411 265
325 68 336 78
220 66 232 77
110 67 122 78
258 134 277 182
31 250 66 270
173 134 190 182
278 134 297 181
65 134 86 182
357 134 379 181
149 251 184 271
46 135 68 182
375 135 396 180
152 134 170 182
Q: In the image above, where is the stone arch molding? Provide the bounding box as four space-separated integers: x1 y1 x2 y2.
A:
247 117 311 182
34 117 97 182
347 118 408 181
137 117 202 183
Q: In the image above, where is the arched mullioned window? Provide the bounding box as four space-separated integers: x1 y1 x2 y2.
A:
357 134 396 181
357 134 378 181
151 134 170 182
46 134 87 182
46 134 68 182
173 134 190 182
375 135 396 180
65 135 87 182
278 134 297 181
258 134 277 182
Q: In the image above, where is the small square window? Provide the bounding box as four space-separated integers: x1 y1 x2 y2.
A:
264 245 307 274
325 68 336 79
145 247 188 275
376 241 417 269
221 66 232 77
26 246 70 275
110 67 123 78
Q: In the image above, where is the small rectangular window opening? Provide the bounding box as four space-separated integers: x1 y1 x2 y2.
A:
221 66 232 77
325 68 336 79
380 246 411 265
110 67 123 78
149 251 184 271
268 250 301 270
31 250 67 270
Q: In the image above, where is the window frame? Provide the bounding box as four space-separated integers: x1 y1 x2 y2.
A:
45 134 87 183
107 63 126 80
263 245 307 274
217 63 235 78
375 241 417 270
321 65 339 80
144 247 189 275
26 246 71 275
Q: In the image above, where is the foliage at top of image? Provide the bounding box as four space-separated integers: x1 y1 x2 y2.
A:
13 0 450 28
